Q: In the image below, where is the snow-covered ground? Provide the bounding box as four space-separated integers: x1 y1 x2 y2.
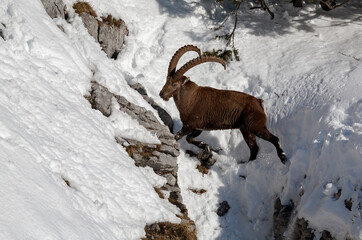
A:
1 0 361 239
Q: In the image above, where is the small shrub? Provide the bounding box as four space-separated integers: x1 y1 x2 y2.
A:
203 48 239 62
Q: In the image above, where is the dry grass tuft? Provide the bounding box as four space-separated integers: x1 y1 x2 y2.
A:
124 144 161 160
100 15 124 28
189 188 207 195
154 187 165 199
143 221 197 240
73 2 97 18
196 164 208 175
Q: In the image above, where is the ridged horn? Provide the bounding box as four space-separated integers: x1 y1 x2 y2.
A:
168 45 201 77
173 56 226 81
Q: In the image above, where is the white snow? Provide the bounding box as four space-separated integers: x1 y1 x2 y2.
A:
0 0 361 239
0 0 178 239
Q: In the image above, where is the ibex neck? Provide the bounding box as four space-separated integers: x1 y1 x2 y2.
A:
174 81 198 112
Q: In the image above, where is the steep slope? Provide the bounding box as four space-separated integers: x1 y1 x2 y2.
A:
0 0 180 239
1 0 361 239
113 0 362 239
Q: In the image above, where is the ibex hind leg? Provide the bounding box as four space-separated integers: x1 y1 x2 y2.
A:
240 127 259 161
254 128 287 164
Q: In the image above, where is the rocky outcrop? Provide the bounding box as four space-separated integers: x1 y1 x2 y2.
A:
273 198 339 240
85 81 188 215
40 0 67 19
41 0 128 59
42 1 195 235
73 2 128 59
273 198 295 240
130 82 174 133
292 218 315 240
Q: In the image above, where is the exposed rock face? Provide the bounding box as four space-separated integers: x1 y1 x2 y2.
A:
273 198 295 240
42 1 194 235
130 83 174 133
40 0 67 19
73 2 128 59
86 82 188 214
292 218 315 240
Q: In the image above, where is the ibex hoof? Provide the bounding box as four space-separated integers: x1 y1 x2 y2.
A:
211 147 222 153
174 133 183 141
279 153 287 164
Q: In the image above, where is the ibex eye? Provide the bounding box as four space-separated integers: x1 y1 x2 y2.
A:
172 83 178 87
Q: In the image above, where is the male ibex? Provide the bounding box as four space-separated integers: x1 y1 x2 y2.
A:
159 45 287 164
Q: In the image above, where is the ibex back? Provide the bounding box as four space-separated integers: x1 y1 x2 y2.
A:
159 45 287 164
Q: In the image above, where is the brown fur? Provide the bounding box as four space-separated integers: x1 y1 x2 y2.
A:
159 46 287 163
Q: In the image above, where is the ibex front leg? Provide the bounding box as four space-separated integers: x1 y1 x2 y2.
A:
175 127 221 154
175 126 194 141
175 127 207 148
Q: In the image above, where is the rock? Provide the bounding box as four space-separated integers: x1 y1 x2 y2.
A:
164 173 177 186
130 83 174 133
73 2 128 59
98 17 128 59
292 218 315 240
217 201 230 216
320 231 335 240
78 13 98 39
40 0 67 19
85 81 185 214
146 153 178 173
273 198 294 240
85 82 113 117
0 23 5 40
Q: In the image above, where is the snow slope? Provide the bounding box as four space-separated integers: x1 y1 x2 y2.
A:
0 0 361 239
113 0 362 239
0 0 179 239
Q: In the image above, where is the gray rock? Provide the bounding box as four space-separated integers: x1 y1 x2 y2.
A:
130 82 174 133
40 0 67 19
160 144 180 157
86 81 184 212
86 82 113 117
74 9 128 59
164 173 177 186
147 153 178 172
273 198 295 240
0 23 4 40
78 13 98 40
98 19 128 59
217 201 231 217
292 218 315 240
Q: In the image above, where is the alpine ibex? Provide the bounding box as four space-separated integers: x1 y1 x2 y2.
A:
159 45 287 164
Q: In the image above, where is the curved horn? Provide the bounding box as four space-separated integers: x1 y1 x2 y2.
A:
173 56 226 81
168 45 201 76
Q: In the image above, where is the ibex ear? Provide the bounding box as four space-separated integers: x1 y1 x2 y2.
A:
182 77 190 86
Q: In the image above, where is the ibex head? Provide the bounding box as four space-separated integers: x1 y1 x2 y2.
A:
159 45 226 101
